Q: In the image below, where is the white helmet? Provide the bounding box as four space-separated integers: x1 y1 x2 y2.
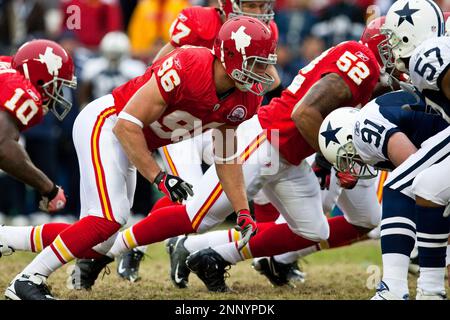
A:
318 107 377 179
100 31 130 61
382 0 444 72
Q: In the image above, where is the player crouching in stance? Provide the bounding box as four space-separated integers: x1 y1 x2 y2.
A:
0 39 76 258
0 17 277 300
319 88 449 299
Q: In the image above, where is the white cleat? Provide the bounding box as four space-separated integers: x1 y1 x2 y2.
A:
371 281 409 300
0 231 14 258
416 288 447 300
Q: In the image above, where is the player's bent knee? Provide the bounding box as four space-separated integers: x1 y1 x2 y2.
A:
289 221 330 242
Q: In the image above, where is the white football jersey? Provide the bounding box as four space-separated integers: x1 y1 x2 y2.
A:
353 100 396 167
409 36 450 122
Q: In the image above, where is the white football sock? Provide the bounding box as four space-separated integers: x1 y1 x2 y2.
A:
184 229 236 253
213 242 243 265
417 267 446 294
0 226 33 251
106 232 129 258
22 246 64 277
381 253 410 298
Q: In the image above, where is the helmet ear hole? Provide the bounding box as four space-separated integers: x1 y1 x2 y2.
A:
37 79 45 86
402 36 409 43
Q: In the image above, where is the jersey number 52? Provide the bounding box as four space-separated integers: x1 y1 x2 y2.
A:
336 51 370 85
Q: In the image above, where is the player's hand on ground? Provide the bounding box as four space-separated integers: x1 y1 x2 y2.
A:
336 171 358 189
236 209 257 250
39 184 67 213
312 153 332 190
154 171 194 203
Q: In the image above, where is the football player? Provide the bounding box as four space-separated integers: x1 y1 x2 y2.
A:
114 0 285 284
98 20 383 293
0 39 75 224
319 87 449 299
1 16 277 300
366 0 450 299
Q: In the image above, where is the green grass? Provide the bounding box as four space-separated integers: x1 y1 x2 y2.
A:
1 237 431 300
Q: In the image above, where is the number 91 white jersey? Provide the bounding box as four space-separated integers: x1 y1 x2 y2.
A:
409 36 450 123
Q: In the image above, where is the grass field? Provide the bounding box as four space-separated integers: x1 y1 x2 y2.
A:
2 234 443 300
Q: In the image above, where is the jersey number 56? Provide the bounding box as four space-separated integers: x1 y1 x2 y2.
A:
157 57 181 92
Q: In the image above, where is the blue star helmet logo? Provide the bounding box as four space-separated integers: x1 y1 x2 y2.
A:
320 122 342 148
394 2 419 26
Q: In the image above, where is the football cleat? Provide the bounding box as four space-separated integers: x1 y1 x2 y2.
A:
0 230 14 258
416 288 447 300
69 256 114 290
166 236 191 288
117 248 144 283
252 257 304 287
286 261 307 284
371 281 409 300
186 248 231 292
5 273 55 300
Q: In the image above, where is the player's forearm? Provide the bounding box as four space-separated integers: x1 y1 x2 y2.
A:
215 163 249 212
113 121 161 183
292 106 323 151
0 139 54 194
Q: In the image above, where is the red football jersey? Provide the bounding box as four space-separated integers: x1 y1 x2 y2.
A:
112 47 262 150
169 6 279 48
0 56 44 131
258 41 380 165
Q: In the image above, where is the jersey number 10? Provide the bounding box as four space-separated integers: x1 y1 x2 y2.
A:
4 88 39 126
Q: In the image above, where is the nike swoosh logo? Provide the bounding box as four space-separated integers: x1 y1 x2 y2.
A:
117 259 126 274
174 263 183 284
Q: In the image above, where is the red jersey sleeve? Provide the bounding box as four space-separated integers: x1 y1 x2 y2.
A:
0 72 44 131
152 47 213 106
169 7 221 48
320 41 380 106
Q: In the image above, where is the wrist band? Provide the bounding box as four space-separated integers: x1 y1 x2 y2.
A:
118 111 144 128
154 171 165 185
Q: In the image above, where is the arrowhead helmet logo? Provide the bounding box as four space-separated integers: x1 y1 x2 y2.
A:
231 26 252 58
34 47 63 76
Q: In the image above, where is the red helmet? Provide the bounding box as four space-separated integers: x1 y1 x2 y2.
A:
218 0 275 23
360 16 394 69
445 12 450 35
213 16 277 96
11 39 77 120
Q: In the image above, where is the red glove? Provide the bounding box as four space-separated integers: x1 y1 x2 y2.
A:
336 171 358 189
236 209 258 249
39 184 67 213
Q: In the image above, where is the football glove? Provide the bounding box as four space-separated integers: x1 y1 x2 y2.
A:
336 171 358 190
236 209 257 250
154 171 194 203
39 184 67 213
312 153 332 190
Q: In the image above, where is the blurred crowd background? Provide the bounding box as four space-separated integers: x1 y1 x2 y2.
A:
0 0 449 226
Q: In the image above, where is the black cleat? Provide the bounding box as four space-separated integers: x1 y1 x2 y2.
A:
186 248 231 292
252 257 304 287
166 236 191 288
5 274 55 300
69 256 114 290
286 261 306 284
117 248 144 283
